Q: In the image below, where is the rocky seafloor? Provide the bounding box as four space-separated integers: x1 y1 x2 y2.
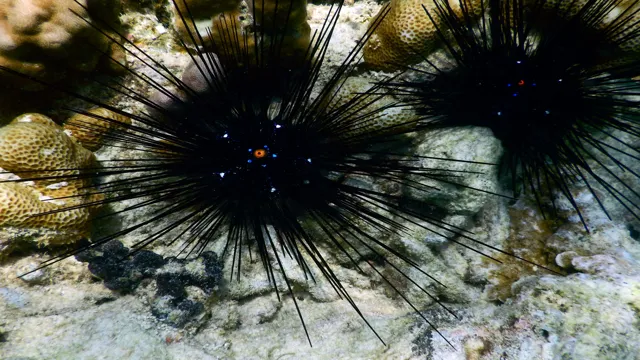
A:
1 1 640 359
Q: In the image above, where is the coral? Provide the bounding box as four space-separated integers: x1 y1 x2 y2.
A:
63 107 132 151
173 0 311 65
0 0 126 90
0 113 101 255
363 0 456 71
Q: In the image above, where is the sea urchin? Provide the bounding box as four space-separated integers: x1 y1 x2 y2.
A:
0 0 553 347
387 0 640 229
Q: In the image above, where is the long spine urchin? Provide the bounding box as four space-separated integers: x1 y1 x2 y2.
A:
386 0 640 230
1 0 554 347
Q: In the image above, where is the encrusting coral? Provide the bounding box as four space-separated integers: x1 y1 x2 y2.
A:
0 110 128 257
364 0 640 71
0 0 126 90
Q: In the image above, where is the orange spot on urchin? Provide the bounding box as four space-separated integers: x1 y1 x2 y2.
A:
253 149 267 159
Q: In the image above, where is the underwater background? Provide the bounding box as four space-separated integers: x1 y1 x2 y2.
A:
0 0 640 359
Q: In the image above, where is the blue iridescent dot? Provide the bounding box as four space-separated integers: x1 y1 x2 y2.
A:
247 159 253 163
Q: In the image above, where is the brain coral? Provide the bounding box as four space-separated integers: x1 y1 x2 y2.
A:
363 0 457 71
0 113 105 256
0 0 126 90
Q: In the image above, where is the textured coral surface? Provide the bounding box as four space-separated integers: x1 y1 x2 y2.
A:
0 0 125 89
0 113 101 254
64 107 132 151
363 0 460 71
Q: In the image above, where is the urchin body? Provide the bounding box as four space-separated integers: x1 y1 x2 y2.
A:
389 0 640 227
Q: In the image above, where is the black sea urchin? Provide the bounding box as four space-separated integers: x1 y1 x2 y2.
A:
387 0 640 229
0 0 549 347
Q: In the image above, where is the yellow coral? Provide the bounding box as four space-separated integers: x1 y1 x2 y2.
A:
0 182 91 231
363 0 450 71
0 0 126 89
64 108 132 151
0 113 102 252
